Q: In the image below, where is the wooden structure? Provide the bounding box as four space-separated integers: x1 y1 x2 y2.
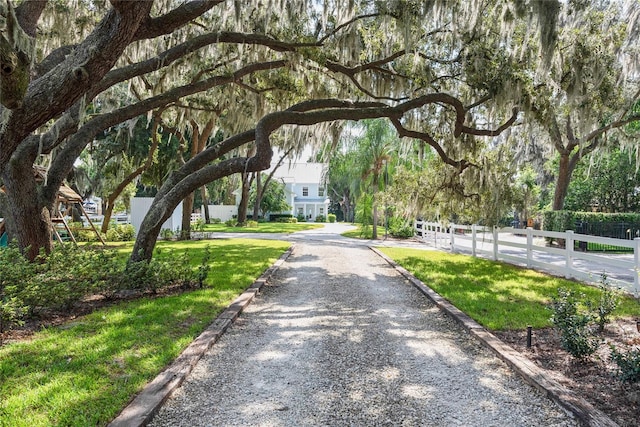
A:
52 184 106 246
1 166 105 246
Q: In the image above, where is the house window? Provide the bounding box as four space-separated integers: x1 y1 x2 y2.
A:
302 187 309 196
320 207 324 215
318 187 324 197
298 207 303 215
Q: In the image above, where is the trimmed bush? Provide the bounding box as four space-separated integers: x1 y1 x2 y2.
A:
549 287 600 359
609 345 640 383
276 217 297 223
327 213 336 223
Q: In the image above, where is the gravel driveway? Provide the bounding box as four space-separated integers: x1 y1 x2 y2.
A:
149 232 577 426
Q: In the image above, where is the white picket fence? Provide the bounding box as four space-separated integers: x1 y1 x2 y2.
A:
414 220 640 296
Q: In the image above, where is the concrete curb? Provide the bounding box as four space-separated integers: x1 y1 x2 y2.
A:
108 245 294 427
370 246 619 427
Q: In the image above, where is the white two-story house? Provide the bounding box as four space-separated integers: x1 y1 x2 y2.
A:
272 162 330 221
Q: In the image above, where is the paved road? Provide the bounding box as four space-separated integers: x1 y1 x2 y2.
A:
149 224 576 426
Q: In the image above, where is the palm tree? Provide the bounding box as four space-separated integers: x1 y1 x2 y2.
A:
356 119 397 239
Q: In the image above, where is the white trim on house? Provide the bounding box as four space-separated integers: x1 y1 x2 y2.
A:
271 162 330 221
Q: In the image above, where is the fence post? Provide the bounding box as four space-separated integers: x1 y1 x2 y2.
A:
450 222 455 250
565 230 574 279
492 226 498 261
526 227 533 268
472 224 477 257
634 238 640 297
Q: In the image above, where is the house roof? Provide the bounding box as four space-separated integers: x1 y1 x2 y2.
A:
271 162 327 184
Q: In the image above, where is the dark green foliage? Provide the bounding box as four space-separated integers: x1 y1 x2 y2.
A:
196 246 212 288
315 215 326 223
609 345 640 383
549 287 600 359
543 210 640 233
296 213 306 222
563 149 640 213
543 210 575 232
0 244 211 333
121 249 195 293
275 216 297 223
250 176 290 216
388 216 414 238
0 246 32 332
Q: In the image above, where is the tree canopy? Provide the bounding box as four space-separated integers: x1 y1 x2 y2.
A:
0 0 638 260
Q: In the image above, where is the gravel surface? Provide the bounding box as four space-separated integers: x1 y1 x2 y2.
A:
149 234 578 426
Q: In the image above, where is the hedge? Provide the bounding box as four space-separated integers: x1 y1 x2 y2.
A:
543 210 640 233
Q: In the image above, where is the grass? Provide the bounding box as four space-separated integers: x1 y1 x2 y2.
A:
341 224 372 239
202 222 323 233
378 247 640 331
0 238 290 427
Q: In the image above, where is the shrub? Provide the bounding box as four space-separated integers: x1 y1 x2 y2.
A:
0 242 211 333
210 217 222 224
246 220 259 228
315 215 326 223
192 217 205 232
224 219 236 227
0 245 32 332
106 224 135 242
159 228 174 239
195 245 212 288
609 345 640 383
276 217 297 223
388 216 414 238
585 275 620 333
549 287 600 359
119 248 207 293
296 214 306 222
327 213 336 223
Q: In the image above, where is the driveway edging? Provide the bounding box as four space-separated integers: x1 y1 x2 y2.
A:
370 246 619 427
108 245 294 427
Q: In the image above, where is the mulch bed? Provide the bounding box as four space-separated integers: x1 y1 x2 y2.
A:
494 318 640 427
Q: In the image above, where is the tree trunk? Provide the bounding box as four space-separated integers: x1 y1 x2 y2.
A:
102 197 116 232
237 172 251 224
1 161 52 260
372 194 378 240
252 172 262 220
201 186 210 224
253 147 293 221
180 191 194 239
553 153 571 210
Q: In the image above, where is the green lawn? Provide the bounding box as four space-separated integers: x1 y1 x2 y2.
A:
0 238 290 427
378 247 640 331
202 222 324 233
341 224 372 239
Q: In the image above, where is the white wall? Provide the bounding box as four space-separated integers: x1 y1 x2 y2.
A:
130 197 183 235
203 205 237 221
